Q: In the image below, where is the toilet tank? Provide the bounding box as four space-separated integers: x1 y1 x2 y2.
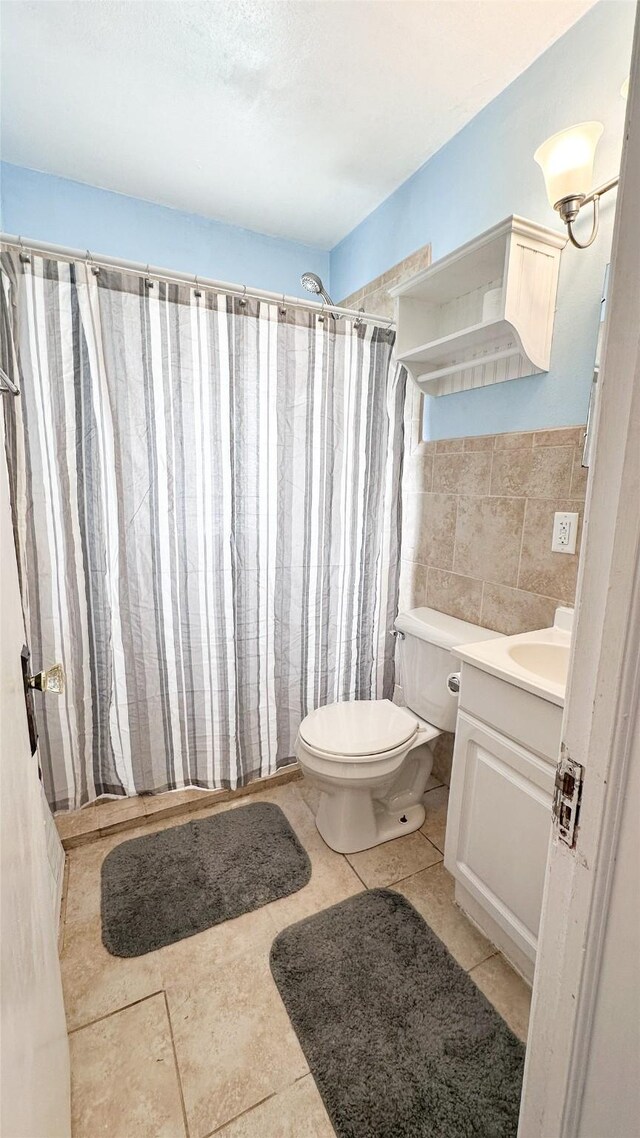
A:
394 607 499 732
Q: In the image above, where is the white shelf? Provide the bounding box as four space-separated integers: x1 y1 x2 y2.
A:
399 318 516 369
391 216 566 397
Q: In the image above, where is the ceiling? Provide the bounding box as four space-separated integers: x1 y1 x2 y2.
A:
1 0 598 249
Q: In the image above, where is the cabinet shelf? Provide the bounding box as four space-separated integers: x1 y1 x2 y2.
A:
391 216 566 397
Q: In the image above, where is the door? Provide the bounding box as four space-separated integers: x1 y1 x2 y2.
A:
518 12 640 1137
0 414 71 1137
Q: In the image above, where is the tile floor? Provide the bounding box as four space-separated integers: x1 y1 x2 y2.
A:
60 775 532 1138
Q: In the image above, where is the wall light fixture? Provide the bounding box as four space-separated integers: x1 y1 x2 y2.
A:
534 121 619 249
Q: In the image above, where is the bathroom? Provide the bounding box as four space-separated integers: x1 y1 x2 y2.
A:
1 1 639 1136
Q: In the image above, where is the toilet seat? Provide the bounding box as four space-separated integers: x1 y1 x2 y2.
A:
298 700 419 760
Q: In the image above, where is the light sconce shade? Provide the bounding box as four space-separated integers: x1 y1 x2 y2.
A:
533 119 619 249
534 121 603 210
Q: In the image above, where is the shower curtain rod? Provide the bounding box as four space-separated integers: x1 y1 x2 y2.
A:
0 233 396 329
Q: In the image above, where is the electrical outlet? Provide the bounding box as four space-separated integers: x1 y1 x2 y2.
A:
552 511 579 555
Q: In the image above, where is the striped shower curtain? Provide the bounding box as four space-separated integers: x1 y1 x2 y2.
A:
1 251 405 812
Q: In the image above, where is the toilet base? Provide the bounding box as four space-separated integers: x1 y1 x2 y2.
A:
315 790 427 854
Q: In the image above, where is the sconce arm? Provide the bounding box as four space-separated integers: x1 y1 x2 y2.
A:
582 175 620 206
567 195 600 249
566 175 620 249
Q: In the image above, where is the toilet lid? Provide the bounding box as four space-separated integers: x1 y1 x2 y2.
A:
299 700 418 757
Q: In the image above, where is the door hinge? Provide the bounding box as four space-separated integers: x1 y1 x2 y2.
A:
552 746 584 848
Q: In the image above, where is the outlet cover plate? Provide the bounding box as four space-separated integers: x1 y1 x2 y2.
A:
552 511 579 555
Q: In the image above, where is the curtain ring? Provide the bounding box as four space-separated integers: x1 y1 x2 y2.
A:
18 236 31 264
145 264 154 289
354 307 364 330
279 293 287 317
238 285 248 307
194 275 202 299
318 300 325 324
86 249 100 276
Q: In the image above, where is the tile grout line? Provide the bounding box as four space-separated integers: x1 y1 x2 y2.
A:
467 950 501 976
163 989 191 1138
202 1090 279 1137
515 494 530 592
67 988 166 1035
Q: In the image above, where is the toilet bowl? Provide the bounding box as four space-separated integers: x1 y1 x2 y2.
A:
296 607 499 854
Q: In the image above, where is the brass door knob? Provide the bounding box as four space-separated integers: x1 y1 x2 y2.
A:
26 663 65 694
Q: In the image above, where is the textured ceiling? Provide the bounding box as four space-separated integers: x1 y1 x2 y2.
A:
0 0 598 247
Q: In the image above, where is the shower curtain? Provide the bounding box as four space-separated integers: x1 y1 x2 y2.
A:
1 251 405 812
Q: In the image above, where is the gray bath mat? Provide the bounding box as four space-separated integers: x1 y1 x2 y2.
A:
270 889 525 1138
101 801 311 957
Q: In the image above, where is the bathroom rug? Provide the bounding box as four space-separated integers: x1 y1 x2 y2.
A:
270 889 525 1138
101 801 310 957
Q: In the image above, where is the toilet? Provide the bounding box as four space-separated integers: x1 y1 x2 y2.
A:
296 607 498 854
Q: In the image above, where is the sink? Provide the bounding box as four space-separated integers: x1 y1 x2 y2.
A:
452 606 573 706
506 642 569 686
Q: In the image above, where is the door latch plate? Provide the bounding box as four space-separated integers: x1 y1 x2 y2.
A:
553 745 584 848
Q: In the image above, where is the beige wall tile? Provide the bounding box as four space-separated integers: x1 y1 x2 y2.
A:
518 498 583 603
399 403 585 664
400 243 432 276
533 427 583 447
395 863 494 971
463 435 495 451
70 993 186 1138
346 831 442 888
340 287 363 310
398 560 428 610
490 446 574 497
570 450 589 498
432 452 492 494
481 583 562 636
360 287 394 321
468 954 532 1043
402 449 433 494
426 568 483 625
493 431 535 450
412 492 458 570
454 497 525 587
431 732 454 785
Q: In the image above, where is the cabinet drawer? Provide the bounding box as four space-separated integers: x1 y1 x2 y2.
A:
458 663 563 762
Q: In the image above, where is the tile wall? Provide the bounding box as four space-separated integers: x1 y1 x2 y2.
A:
400 423 587 635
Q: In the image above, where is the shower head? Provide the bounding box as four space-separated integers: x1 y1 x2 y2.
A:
301 271 335 308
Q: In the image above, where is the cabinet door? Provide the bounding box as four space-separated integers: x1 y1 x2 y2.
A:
444 711 555 965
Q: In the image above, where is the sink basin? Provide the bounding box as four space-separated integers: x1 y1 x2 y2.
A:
506 642 569 686
453 606 573 706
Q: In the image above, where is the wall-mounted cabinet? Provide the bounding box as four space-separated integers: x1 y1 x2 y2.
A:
390 216 566 397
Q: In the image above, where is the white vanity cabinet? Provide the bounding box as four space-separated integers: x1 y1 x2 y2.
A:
445 663 562 983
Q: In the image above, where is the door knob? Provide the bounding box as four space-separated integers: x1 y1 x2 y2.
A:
26 663 65 694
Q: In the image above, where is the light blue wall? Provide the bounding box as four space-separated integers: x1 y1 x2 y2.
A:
330 1 635 439
0 162 329 298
